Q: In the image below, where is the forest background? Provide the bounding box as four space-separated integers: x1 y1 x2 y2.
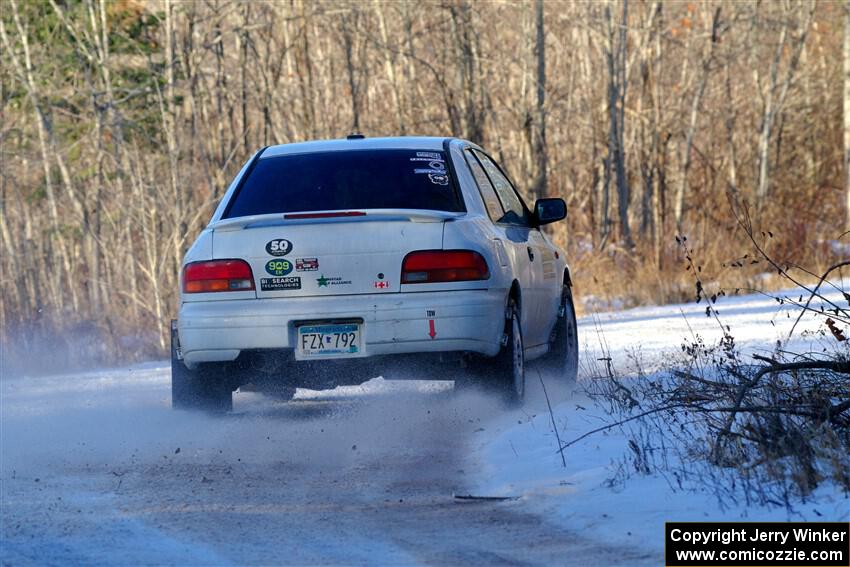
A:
1 0 847 370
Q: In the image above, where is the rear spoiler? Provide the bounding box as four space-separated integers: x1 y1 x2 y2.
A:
210 209 465 231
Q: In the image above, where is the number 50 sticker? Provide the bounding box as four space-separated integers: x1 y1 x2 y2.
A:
266 239 293 256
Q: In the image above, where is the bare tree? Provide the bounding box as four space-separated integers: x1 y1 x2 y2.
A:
845 0 850 231
674 7 721 234
0 0 845 363
604 0 633 248
531 0 548 202
339 7 364 133
755 1 814 204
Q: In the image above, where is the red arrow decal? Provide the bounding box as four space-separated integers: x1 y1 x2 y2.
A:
428 319 436 339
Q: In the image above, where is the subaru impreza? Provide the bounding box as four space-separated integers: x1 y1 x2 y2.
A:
172 136 578 411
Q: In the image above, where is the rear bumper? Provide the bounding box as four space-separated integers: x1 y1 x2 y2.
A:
178 289 507 366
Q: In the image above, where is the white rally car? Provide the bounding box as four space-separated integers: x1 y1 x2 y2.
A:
172 136 578 411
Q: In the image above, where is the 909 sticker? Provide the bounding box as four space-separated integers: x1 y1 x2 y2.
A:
265 259 293 276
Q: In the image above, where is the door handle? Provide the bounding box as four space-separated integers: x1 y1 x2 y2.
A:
527 246 535 261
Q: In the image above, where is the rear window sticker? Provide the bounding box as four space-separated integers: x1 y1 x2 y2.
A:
411 152 448 185
428 173 449 186
409 157 445 163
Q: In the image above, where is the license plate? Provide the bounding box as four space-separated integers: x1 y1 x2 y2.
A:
295 323 363 360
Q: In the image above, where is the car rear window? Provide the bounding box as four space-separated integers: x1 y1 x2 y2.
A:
222 149 463 219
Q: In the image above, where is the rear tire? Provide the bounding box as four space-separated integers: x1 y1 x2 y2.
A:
546 284 579 385
469 299 524 405
171 327 233 412
237 352 297 402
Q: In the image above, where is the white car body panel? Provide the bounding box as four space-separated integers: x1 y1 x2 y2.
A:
178 289 506 367
177 137 568 371
210 214 447 298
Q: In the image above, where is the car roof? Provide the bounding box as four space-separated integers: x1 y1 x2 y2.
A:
260 136 455 158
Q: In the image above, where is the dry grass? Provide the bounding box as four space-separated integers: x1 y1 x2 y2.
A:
574 229 850 509
566 222 847 317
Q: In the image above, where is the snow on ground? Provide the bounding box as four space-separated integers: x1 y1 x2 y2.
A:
1 287 847 565
582 285 849 372
472 288 850 554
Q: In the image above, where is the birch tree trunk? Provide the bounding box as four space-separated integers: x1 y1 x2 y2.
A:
756 1 814 205
532 0 548 202
374 0 406 134
674 7 720 234
845 0 850 231
605 0 633 248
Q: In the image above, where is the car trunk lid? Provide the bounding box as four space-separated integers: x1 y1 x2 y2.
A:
210 210 458 297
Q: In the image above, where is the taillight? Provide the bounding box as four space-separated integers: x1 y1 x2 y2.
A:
182 259 255 293
401 250 489 284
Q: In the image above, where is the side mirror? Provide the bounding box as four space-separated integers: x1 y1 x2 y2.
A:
533 198 567 226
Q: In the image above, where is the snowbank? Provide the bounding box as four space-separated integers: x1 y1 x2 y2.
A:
472 288 850 556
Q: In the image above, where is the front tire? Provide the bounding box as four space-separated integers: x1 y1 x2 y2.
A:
171 326 233 412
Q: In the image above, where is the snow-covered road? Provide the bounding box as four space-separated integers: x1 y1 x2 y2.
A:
1 288 846 565
0 370 649 566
